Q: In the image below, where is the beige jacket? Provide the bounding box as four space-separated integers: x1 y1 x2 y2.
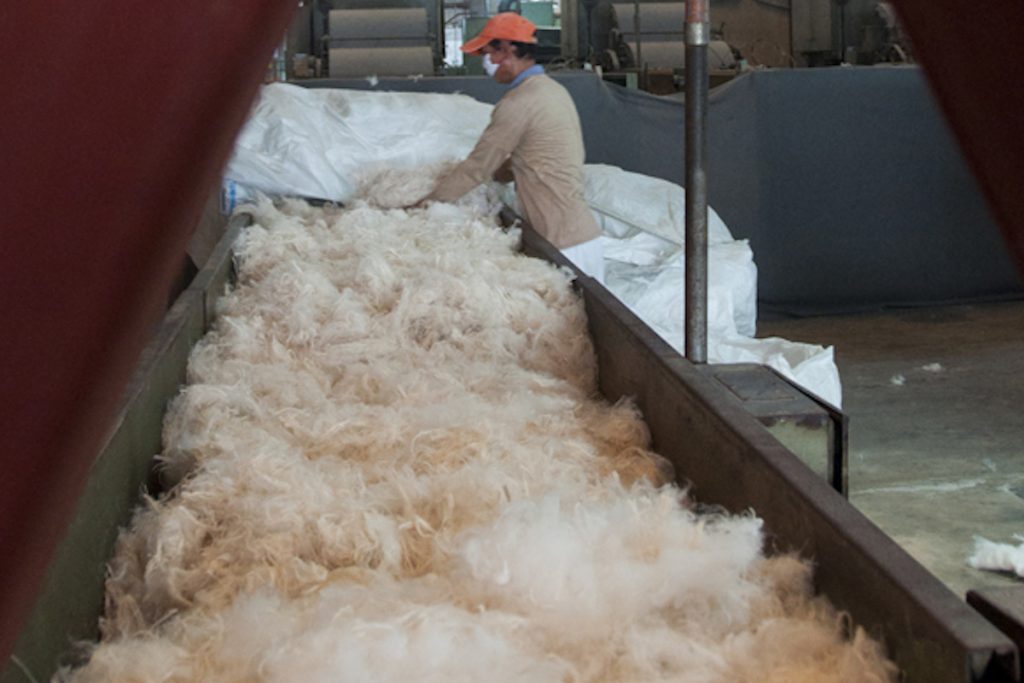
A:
427 73 601 249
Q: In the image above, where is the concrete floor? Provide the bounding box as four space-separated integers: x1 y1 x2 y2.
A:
759 301 1024 598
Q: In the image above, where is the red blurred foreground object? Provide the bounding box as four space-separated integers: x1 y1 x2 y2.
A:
894 0 1024 276
0 0 296 663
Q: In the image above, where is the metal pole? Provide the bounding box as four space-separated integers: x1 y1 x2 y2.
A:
560 0 579 63
837 0 848 62
633 0 642 71
685 0 709 363
438 0 446 66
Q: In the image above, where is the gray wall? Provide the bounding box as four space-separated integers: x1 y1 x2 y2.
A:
706 67 1020 314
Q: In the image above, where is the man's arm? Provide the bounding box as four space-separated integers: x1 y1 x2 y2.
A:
423 100 529 203
492 159 514 185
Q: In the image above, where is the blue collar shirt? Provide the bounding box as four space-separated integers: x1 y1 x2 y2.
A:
510 64 545 89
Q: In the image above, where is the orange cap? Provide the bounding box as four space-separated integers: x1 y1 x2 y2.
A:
461 12 537 54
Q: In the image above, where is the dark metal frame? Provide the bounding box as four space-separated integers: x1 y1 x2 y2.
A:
760 363 849 497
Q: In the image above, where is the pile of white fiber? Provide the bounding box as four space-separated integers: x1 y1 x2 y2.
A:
968 536 1024 577
62 190 896 682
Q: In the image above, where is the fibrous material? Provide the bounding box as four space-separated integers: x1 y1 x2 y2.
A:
62 185 895 682
225 84 843 406
968 536 1024 577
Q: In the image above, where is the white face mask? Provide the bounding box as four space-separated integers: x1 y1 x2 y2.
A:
482 53 500 77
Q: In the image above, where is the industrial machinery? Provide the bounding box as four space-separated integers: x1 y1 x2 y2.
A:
327 6 436 78
606 3 736 71
579 2 741 92
866 1 913 63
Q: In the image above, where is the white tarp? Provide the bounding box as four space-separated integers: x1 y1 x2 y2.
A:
226 83 492 203
224 83 842 407
584 164 735 247
593 199 841 406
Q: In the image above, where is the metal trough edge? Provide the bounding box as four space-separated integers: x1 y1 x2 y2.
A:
519 224 1017 682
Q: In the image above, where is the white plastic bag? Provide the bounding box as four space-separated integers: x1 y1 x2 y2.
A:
225 83 493 202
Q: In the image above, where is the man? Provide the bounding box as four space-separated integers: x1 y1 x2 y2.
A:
416 12 604 282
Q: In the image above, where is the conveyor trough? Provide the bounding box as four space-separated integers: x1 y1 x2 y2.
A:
3 211 1019 683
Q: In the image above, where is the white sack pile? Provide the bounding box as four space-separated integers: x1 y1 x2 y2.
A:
225 84 492 204
968 536 1024 578
580 165 843 408
225 83 842 406
63 189 893 682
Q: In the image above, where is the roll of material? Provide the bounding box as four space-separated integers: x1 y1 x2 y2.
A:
625 40 736 69
612 3 686 36
329 46 434 78
329 37 428 49
329 8 429 41
708 41 737 69
627 41 686 69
